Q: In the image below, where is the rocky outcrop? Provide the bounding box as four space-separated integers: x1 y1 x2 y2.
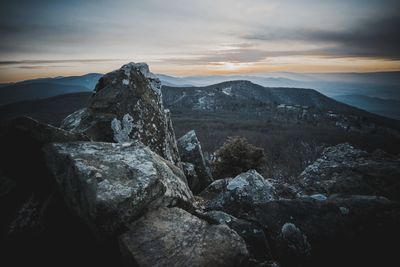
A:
298 143 400 201
177 130 213 193
119 207 249 267
200 170 277 211
43 141 193 238
197 161 400 266
60 63 181 166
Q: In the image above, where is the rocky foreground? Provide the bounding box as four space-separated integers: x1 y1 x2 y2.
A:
1 63 399 267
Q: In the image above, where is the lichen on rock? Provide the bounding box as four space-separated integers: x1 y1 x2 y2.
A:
111 114 134 143
60 62 181 166
43 141 192 238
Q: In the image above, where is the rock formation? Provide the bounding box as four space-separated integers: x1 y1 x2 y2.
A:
177 130 213 193
60 62 181 166
200 170 277 211
298 143 400 201
2 63 400 267
119 207 249 267
43 141 192 238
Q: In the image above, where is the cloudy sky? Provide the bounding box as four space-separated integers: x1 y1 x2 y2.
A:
0 0 399 82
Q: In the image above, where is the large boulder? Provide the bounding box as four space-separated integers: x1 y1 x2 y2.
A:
298 143 400 201
177 130 213 193
119 207 249 267
0 117 123 266
43 141 193 238
60 62 181 166
200 169 277 211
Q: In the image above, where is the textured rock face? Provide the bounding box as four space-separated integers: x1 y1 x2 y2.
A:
177 130 213 193
119 207 249 267
298 143 400 201
43 141 193 238
200 170 277 211
200 210 271 264
60 62 181 166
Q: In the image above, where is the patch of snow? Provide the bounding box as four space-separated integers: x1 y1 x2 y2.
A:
122 79 129 85
222 87 232 96
171 92 187 105
310 194 327 201
61 108 86 130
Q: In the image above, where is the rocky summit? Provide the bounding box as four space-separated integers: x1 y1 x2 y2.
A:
1 62 400 267
60 62 181 166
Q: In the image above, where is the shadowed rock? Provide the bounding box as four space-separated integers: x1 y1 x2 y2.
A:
181 162 199 191
119 207 249 267
200 210 272 265
43 141 193 238
229 196 400 267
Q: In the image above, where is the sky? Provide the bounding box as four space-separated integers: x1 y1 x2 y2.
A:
0 0 400 82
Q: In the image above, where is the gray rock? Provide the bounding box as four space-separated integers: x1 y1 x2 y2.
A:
60 62 181 166
177 130 213 193
181 162 199 191
2 116 88 144
298 143 400 201
43 141 193 238
200 210 272 264
119 207 249 267
277 223 311 261
200 170 277 211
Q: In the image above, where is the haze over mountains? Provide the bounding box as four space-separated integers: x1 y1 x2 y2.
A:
1 71 399 119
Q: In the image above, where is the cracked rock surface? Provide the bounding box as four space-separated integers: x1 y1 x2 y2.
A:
44 141 193 238
119 207 249 267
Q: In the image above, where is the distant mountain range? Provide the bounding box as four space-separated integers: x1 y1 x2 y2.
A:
159 72 400 100
162 80 357 114
332 95 400 120
1 71 399 119
0 73 102 105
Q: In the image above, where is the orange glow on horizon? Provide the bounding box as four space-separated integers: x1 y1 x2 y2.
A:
1 57 400 83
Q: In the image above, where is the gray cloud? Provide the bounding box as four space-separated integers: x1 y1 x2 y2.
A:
0 0 399 80
0 59 122 66
245 14 400 60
